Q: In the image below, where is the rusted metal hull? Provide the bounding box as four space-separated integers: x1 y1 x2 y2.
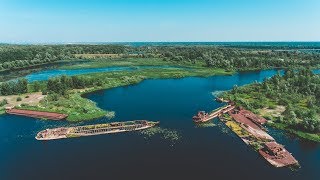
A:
36 120 159 140
6 108 67 120
259 142 299 168
220 107 299 168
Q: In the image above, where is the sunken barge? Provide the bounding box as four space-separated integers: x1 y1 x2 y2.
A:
193 101 299 168
36 120 159 140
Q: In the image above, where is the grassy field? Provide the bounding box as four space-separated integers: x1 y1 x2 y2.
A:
74 53 144 59
74 53 122 58
61 58 208 70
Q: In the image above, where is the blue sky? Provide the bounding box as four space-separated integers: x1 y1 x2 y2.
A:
0 0 319 43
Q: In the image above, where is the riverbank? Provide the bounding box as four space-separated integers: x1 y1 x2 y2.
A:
267 122 320 142
0 60 89 82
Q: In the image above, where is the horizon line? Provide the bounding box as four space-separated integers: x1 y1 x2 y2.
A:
1 41 320 45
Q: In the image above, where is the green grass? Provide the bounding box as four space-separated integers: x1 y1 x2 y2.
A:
17 93 111 122
268 122 320 142
61 58 208 69
0 107 5 115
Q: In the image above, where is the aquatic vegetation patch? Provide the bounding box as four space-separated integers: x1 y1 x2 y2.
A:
140 127 181 142
212 91 225 97
195 122 216 128
105 111 115 119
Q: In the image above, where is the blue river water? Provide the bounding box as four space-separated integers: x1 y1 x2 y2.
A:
25 65 186 82
0 69 319 180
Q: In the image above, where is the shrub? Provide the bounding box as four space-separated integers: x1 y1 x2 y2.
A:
0 99 8 106
16 97 22 101
42 90 48 95
47 93 59 101
20 103 29 107
268 104 277 109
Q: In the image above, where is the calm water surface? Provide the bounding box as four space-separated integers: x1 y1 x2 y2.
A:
1 69 319 180
25 65 186 82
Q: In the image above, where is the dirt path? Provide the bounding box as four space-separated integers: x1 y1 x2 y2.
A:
259 106 286 118
0 92 45 108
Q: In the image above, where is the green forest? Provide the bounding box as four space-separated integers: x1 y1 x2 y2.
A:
0 78 28 95
1 44 320 72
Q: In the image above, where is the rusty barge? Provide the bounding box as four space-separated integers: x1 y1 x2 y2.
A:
36 120 159 140
193 101 299 168
6 108 67 120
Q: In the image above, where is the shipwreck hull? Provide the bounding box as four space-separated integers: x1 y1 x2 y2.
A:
36 120 159 140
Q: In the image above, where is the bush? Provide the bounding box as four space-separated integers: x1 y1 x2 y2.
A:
47 93 59 101
42 90 48 95
20 103 29 107
16 97 22 101
0 99 8 106
268 104 277 109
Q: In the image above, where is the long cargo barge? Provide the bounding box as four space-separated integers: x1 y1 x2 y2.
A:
193 102 299 168
6 108 67 120
220 108 299 168
36 120 159 140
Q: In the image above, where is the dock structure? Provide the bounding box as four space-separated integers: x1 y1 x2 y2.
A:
192 104 235 123
6 108 67 120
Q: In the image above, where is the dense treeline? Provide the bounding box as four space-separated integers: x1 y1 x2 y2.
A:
46 75 103 95
0 45 126 71
223 69 320 133
144 46 320 70
1 44 320 72
0 78 28 95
